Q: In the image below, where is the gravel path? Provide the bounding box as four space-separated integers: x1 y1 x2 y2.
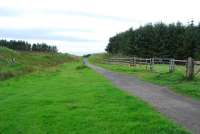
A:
85 59 200 134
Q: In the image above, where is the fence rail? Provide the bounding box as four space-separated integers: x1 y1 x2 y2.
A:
104 57 200 79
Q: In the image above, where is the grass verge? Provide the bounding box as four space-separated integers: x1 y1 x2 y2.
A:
0 62 189 134
89 54 200 100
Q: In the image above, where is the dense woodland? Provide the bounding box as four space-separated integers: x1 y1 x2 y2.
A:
106 21 200 59
0 40 57 53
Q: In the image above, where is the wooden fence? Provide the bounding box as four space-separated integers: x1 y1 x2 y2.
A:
104 57 200 79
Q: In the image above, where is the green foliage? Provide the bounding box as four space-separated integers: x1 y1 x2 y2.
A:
106 21 200 59
76 64 88 70
89 53 111 64
0 62 189 134
0 39 57 53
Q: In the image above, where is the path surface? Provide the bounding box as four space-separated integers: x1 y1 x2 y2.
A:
85 59 200 134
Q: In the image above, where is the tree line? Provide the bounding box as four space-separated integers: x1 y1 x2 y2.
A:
106 21 200 59
0 40 58 53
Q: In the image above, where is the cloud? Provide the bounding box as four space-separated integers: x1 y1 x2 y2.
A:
0 8 20 17
0 7 141 23
45 10 142 23
0 28 99 42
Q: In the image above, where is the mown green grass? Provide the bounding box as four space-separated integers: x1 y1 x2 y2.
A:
0 62 189 134
89 54 200 99
0 47 76 80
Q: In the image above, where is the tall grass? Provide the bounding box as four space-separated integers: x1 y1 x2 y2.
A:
0 47 77 80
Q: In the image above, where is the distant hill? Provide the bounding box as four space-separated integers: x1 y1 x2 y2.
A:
0 47 78 80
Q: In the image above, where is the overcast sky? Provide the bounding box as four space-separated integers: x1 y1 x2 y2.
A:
0 0 199 55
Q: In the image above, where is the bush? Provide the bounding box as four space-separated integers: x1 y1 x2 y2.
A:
76 65 88 70
0 72 15 80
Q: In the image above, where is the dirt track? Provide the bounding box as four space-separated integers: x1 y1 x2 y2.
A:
85 59 200 134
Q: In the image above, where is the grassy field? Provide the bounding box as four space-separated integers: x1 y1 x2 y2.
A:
0 47 76 80
0 61 189 134
89 54 200 99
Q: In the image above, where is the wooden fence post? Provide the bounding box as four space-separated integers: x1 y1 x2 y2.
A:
169 59 175 73
186 57 194 80
129 58 132 67
150 58 154 71
145 59 148 70
131 57 134 66
172 59 175 72
133 57 136 66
